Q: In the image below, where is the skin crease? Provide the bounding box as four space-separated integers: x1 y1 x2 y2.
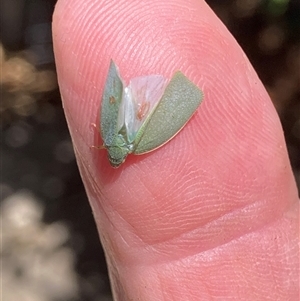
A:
52 0 299 300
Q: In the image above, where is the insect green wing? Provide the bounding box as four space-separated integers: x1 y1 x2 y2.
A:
134 71 203 154
100 60 123 146
100 60 131 167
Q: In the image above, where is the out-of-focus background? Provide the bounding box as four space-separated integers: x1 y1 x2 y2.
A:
1 0 299 300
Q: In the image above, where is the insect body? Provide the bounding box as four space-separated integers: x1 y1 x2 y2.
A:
100 60 203 167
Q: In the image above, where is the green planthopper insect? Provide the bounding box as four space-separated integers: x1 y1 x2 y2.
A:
100 60 204 168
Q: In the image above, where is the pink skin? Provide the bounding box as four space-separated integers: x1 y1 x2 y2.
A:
52 0 299 300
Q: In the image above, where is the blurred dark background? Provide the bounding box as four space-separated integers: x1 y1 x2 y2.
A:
1 0 299 300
